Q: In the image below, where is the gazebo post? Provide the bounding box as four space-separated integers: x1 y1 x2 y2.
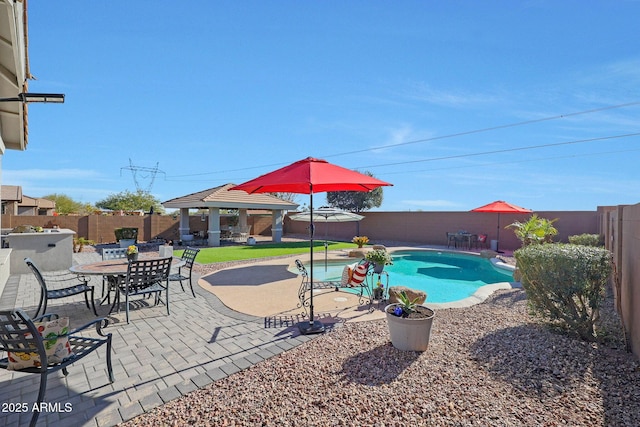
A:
179 208 190 240
272 209 283 243
207 207 221 247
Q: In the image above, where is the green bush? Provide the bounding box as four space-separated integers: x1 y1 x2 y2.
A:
568 233 603 247
514 243 612 342
114 227 138 242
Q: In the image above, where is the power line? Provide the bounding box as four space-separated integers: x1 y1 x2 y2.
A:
321 101 640 159
353 132 640 170
164 101 640 179
379 147 640 176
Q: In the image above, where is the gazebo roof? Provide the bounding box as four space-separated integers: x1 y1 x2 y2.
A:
162 183 299 210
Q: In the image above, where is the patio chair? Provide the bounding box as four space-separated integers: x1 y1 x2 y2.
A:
101 247 128 304
0 309 114 427
111 257 172 323
25 258 97 318
168 247 200 297
475 233 489 249
446 232 457 248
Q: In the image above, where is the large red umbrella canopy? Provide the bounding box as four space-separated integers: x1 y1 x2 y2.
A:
471 200 532 251
231 157 392 334
230 157 391 194
471 200 532 214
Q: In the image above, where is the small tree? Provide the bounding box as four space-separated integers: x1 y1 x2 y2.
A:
96 190 164 214
326 171 383 213
43 193 95 215
515 243 612 342
506 214 558 246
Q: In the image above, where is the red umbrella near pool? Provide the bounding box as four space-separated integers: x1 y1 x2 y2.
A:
231 157 392 334
471 200 532 252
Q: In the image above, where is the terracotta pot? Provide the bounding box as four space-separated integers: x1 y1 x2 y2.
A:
385 304 435 351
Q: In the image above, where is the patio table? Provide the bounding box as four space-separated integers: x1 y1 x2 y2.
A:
70 257 185 305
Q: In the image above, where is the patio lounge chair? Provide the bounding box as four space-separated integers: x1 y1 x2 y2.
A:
25 258 97 318
294 259 373 317
168 247 200 297
0 309 113 427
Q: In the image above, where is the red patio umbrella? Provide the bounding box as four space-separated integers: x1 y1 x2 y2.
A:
471 200 532 252
231 157 392 334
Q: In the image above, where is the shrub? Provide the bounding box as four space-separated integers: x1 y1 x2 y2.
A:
506 214 558 246
568 233 603 247
514 243 612 342
114 227 138 242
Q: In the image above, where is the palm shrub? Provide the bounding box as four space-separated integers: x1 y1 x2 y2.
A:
506 214 558 246
568 233 603 247
514 243 612 342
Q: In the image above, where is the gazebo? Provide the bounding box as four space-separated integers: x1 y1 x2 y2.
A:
162 183 299 247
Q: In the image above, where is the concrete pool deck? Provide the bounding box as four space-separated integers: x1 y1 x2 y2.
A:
198 245 519 320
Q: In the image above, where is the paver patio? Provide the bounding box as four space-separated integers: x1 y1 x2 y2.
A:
0 251 319 426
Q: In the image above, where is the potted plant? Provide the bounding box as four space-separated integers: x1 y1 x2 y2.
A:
385 290 435 351
365 248 393 273
373 279 385 300
115 227 138 248
126 245 139 262
352 236 369 248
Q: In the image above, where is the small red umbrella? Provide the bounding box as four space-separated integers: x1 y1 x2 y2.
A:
231 157 392 334
471 200 532 252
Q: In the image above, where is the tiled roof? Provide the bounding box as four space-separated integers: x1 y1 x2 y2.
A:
162 183 299 210
1 185 22 202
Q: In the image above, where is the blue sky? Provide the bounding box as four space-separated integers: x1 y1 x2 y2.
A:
6 1 640 212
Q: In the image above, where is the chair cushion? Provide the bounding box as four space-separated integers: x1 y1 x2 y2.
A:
341 263 357 286
7 317 73 370
349 263 368 286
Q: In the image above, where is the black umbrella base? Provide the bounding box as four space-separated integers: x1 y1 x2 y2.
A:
298 319 325 335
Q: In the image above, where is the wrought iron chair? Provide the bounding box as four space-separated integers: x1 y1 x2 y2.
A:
446 232 457 248
0 309 114 427
167 247 200 297
111 257 172 323
101 247 128 304
25 258 97 318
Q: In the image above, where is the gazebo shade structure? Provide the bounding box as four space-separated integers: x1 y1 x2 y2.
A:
162 183 299 246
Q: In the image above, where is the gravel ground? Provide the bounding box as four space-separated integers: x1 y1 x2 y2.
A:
118 273 640 426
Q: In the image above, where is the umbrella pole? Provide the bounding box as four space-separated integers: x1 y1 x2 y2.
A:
299 189 325 334
325 223 328 271
496 213 501 253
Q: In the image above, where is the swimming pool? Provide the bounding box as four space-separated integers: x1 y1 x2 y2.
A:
293 249 514 304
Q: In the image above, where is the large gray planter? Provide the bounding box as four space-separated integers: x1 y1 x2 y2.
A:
385 304 435 351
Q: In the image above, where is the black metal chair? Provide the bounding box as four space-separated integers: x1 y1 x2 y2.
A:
0 309 114 427
168 247 200 297
24 258 97 318
111 257 172 323
100 247 128 304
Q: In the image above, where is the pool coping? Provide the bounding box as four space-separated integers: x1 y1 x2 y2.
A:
200 245 522 320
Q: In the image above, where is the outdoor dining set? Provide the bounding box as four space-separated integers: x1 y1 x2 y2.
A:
446 231 489 250
0 247 200 427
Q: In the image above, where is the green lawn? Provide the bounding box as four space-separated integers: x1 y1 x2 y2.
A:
175 241 358 264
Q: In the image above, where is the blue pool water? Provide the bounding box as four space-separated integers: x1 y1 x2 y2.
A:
295 249 514 303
